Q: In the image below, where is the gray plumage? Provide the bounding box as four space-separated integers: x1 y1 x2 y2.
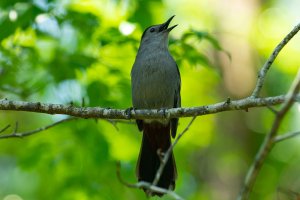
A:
131 16 181 196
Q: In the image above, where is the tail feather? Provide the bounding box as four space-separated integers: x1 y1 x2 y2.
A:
136 122 177 196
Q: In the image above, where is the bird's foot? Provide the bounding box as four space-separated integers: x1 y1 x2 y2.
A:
158 108 167 118
125 107 134 119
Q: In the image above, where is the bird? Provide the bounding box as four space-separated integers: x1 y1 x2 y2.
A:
131 15 181 196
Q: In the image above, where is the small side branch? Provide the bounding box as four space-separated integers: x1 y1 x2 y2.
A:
0 117 76 139
274 131 300 143
152 116 197 187
116 117 196 199
0 124 11 133
116 162 184 200
251 23 300 98
238 69 300 200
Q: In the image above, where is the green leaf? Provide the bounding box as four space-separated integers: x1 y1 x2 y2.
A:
0 3 43 41
86 81 110 107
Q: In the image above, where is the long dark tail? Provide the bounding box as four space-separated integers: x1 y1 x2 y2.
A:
136 122 177 196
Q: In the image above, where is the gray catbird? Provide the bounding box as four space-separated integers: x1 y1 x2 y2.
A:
131 15 181 196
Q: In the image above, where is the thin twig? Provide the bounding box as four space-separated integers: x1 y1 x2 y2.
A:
14 121 18 133
106 119 136 131
152 116 197 187
251 23 300 98
110 119 136 125
106 119 120 131
0 117 76 139
274 131 300 143
238 69 300 200
0 124 11 134
116 161 184 200
266 104 278 114
115 116 196 200
277 187 300 199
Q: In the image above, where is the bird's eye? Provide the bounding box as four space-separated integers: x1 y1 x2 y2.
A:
149 28 155 32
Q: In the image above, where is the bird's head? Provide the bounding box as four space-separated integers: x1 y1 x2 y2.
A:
139 15 177 49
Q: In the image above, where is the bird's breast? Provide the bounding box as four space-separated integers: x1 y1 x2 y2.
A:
131 53 178 109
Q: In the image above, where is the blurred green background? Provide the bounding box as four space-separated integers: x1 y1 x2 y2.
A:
1 0 300 200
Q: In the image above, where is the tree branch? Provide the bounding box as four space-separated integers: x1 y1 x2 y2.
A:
0 94 298 120
238 69 300 200
251 23 300 98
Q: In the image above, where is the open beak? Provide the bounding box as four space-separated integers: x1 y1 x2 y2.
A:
158 15 177 32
